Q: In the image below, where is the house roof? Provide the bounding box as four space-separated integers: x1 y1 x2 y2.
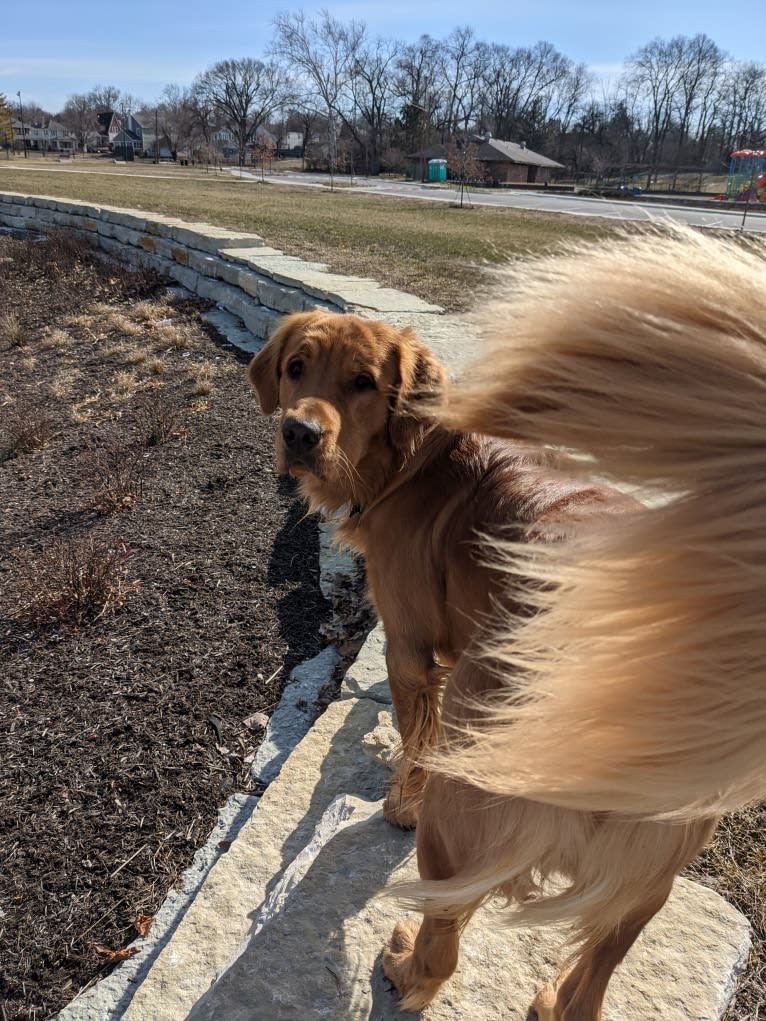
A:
408 136 563 169
475 137 563 169
112 128 142 144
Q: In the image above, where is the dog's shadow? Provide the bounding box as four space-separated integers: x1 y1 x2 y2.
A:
266 476 331 682
184 804 419 1020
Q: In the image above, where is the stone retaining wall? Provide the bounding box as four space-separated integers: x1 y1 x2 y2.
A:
0 191 442 353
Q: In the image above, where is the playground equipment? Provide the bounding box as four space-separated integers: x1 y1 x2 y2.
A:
726 149 766 203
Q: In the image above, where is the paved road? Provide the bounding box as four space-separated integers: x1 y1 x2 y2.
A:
271 170 766 234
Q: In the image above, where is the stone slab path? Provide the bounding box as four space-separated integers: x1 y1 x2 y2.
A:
58 625 749 1021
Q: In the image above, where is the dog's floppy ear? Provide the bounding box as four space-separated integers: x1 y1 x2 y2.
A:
389 328 447 454
247 312 316 415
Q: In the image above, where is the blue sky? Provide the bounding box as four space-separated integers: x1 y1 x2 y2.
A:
2 0 763 113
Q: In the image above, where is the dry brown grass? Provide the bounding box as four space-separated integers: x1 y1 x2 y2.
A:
111 369 138 397
49 370 79 399
187 361 215 396
1 312 27 347
0 167 612 310
104 311 144 336
147 356 166 375
130 299 177 322
687 806 766 1020
154 321 191 349
44 327 71 349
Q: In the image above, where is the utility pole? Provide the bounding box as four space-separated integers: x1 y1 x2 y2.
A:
154 105 159 164
16 90 27 158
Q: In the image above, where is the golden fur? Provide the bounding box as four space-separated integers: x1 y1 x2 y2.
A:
248 226 766 1019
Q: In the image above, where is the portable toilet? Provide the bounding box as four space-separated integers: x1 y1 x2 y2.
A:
427 158 447 182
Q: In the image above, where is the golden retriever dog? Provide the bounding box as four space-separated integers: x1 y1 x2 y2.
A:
248 226 766 1020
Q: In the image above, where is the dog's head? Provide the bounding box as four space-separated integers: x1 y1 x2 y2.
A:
248 311 445 512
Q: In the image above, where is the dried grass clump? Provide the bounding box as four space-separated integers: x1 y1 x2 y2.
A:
105 312 144 337
147 357 166 375
154 321 191 350
131 299 176 323
188 362 215 396
44 327 71 349
111 370 139 397
1 312 27 348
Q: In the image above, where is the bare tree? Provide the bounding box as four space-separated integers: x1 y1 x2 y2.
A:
439 26 485 139
272 9 365 183
60 93 98 152
252 134 275 181
623 37 686 186
346 36 400 174
0 94 14 157
446 136 485 207
394 34 443 154
192 58 289 166
670 35 726 185
715 62 766 157
478 41 576 146
155 84 197 157
89 84 121 112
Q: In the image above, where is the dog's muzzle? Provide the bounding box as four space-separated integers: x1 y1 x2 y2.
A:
281 415 322 469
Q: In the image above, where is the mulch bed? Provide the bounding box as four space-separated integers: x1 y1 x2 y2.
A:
0 233 332 1020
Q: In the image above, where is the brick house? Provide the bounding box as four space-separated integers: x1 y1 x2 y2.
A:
408 134 563 184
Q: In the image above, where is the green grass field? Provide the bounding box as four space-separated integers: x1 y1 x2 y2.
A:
0 159 610 310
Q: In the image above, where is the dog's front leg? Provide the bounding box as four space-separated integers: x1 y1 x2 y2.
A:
383 642 445 829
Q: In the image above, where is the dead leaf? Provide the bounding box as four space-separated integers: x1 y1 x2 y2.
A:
94 944 140 964
133 913 154 937
243 712 268 732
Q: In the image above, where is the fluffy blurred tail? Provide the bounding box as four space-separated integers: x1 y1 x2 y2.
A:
433 225 766 822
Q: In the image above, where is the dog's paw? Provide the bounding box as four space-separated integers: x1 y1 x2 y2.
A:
382 919 441 1012
530 983 557 1021
531 971 569 1021
383 779 420 829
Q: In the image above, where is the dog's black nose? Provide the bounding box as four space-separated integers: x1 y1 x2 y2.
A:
282 416 322 453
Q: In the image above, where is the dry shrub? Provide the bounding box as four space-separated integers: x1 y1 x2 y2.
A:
0 406 55 462
1 312 27 348
90 444 145 513
13 230 93 279
14 534 137 627
64 312 96 331
133 396 184 447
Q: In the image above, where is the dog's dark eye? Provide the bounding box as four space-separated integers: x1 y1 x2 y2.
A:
352 374 375 392
287 359 303 380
